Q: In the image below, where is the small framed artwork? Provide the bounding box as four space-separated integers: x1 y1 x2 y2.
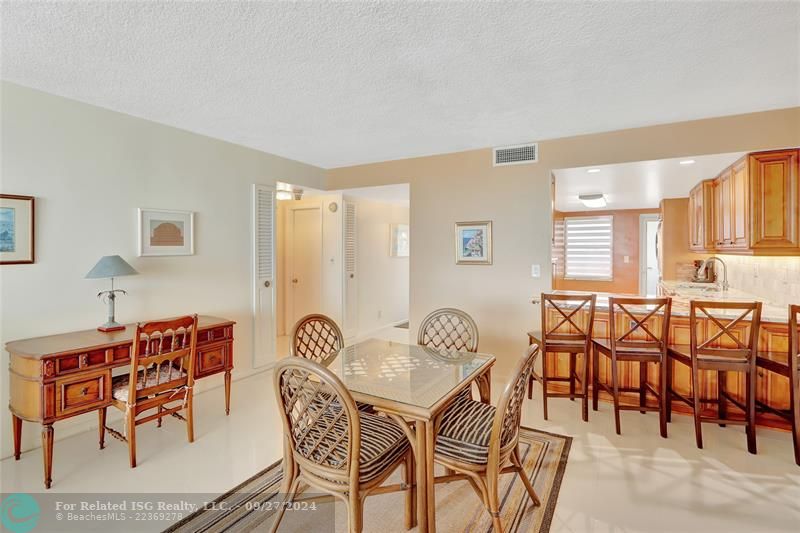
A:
0 194 35 265
138 208 194 256
455 221 492 265
390 223 410 257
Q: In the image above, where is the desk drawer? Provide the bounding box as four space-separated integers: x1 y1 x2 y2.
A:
197 326 232 345
54 370 111 418
196 341 229 377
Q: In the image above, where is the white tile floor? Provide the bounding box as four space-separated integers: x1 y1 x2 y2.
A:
2 325 798 532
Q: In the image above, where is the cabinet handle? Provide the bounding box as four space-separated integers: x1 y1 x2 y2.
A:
80 387 89 396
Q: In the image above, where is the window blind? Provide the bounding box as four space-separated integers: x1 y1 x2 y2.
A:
564 215 613 280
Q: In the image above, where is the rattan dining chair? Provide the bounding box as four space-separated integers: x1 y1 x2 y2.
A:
290 313 345 364
100 315 198 468
418 308 479 354
667 300 762 453
431 343 541 533
271 357 414 533
592 297 672 437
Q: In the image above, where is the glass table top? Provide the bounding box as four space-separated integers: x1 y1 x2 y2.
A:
326 338 494 410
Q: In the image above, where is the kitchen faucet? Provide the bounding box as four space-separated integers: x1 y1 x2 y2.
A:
701 256 729 291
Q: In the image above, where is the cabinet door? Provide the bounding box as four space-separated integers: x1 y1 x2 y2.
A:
714 174 733 247
750 149 799 249
688 185 702 250
731 158 749 248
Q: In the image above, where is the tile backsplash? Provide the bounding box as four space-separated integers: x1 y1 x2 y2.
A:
720 255 800 306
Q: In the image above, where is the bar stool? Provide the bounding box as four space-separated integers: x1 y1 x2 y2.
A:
756 305 799 466
592 297 672 437
528 293 596 421
667 300 762 453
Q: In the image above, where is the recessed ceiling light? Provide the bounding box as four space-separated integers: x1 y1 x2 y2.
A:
578 193 607 208
586 168 601 173
679 159 696 165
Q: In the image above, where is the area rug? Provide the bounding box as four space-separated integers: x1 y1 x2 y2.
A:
165 427 571 533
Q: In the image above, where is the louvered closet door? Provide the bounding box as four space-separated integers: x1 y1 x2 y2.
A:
253 184 276 368
343 201 358 338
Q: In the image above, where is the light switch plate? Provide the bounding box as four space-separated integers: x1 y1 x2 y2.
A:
531 264 541 278
623 255 630 264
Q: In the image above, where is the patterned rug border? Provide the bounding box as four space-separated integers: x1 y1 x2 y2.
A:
163 426 572 533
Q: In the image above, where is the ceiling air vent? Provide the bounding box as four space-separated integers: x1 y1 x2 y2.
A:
493 143 538 166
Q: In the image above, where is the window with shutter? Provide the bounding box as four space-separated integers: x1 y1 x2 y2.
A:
564 215 613 281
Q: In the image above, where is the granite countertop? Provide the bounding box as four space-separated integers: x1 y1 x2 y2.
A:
532 281 790 324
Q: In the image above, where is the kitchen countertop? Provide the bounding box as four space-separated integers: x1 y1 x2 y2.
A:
533 281 790 324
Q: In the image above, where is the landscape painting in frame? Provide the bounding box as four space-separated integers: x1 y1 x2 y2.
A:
0 194 35 265
455 221 492 265
138 208 195 256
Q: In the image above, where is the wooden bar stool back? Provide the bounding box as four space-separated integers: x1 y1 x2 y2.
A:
592 297 671 437
668 300 762 453
530 293 596 421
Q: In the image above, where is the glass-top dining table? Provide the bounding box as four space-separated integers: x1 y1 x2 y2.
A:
325 338 496 533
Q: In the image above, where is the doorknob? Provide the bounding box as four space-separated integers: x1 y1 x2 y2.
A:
349 273 354 279
263 280 271 288
292 278 298 284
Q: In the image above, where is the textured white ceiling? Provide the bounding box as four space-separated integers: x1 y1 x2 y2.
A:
553 152 747 212
2 2 798 169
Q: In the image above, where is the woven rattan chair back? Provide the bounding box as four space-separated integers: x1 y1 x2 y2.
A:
128 315 198 406
273 357 360 487
490 343 540 458
690 300 762 364
608 297 671 355
290 314 345 365
417 308 479 353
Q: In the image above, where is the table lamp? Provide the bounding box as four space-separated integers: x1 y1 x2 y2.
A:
85 255 139 332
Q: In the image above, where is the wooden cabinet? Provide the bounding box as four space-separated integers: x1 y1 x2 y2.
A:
688 180 715 251
689 148 799 255
749 149 799 249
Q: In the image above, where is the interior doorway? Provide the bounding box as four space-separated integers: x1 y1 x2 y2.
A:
285 201 323 328
639 214 661 296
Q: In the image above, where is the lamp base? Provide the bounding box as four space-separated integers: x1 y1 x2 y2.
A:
98 322 125 333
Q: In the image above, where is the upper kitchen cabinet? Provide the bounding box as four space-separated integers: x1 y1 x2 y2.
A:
691 148 800 255
689 180 715 251
749 149 799 250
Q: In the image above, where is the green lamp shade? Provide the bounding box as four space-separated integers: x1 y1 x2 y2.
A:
85 255 139 279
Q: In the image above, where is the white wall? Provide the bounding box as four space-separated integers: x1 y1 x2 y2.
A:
348 197 409 336
0 83 326 459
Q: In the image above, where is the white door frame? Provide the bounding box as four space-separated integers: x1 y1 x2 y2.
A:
638 213 661 295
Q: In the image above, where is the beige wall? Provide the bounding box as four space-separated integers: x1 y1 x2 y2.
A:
327 107 800 379
0 83 326 458
660 197 696 281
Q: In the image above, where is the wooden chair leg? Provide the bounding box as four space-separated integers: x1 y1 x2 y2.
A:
611 357 622 435
582 349 591 422
270 472 300 533
791 372 800 466
512 447 540 507
126 406 137 468
486 474 504 533
718 370 728 427
402 452 416 530
98 408 107 450
659 359 668 439
639 362 647 414
186 394 195 443
157 405 163 428
541 352 549 420
592 345 600 412
691 364 703 449
569 353 577 401
746 368 757 454
347 491 364 533
666 356 673 423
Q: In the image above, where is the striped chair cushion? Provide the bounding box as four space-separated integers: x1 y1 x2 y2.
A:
297 406 409 483
435 391 497 464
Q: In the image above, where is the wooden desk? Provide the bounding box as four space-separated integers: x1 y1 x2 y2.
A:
5 315 236 489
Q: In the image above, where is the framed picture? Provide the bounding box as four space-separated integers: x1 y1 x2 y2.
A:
0 194 35 265
455 221 492 265
390 223 410 257
138 208 194 256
